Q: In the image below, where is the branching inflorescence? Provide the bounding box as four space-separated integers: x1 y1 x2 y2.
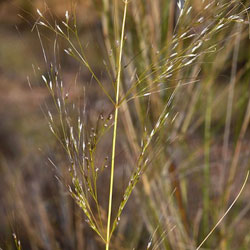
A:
36 0 249 249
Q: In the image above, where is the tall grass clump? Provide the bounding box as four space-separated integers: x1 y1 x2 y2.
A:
31 0 250 249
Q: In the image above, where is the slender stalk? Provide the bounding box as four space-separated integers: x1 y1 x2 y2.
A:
203 80 212 236
222 24 242 191
196 171 249 250
106 1 128 249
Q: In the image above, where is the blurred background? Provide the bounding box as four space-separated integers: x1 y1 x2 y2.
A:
0 1 103 249
0 0 250 249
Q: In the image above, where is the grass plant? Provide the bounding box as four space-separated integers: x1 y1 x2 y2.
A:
36 0 250 249
2 0 250 249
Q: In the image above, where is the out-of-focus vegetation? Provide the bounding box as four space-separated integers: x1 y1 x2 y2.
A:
0 0 250 250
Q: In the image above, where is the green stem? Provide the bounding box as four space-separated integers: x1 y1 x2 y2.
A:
204 82 212 235
106 1 128 250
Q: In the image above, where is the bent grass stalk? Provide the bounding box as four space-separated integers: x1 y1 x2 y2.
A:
196 171 249 250
106 1 128 249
